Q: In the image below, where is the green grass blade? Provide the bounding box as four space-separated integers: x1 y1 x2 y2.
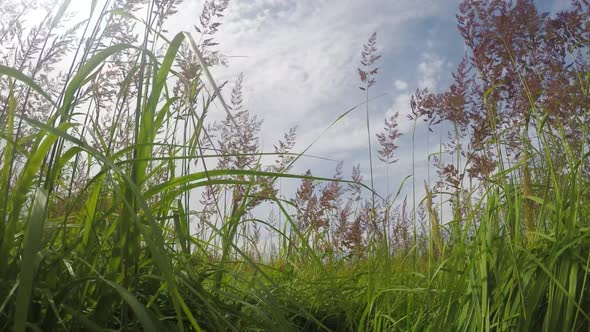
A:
14 188 48 332
134 33 184 186
20 115 203 331
0 122 73 273
0 81 16 243
103 279 168 332
0 65 57 108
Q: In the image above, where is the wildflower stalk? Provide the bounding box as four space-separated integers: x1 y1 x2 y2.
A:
358 31 381 240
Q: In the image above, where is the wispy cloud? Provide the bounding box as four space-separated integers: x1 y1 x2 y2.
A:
170 0 462 196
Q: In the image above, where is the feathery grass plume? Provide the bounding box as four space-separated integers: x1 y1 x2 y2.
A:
376 111 401 165
344 202 369 258
389 196 411 253
216 73 262 173
333 199 353 253
358 31 381 239
376 111 401 246
272 125 297 173
423 0 589 244
294 169 318 232
317 161 344 251
424 181 442 258
377 111 401 199
358 32 381 91
293 162 367 255
414 55 471 241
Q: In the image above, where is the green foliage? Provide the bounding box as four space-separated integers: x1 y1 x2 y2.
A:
0 0 589 331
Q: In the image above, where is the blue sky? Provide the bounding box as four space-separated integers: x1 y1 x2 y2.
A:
60 0 570 202
171 0 462 199
168 0 569 202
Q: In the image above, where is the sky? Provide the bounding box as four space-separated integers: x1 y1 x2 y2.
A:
170 0 464 202
167 0 568 203
60 0 569 204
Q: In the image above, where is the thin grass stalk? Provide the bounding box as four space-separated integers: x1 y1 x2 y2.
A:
365 85 377 236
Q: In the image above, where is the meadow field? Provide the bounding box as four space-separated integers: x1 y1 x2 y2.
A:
0 0 589 330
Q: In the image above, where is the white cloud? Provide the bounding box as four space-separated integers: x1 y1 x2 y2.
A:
167 0 461 198
172 0 455 141
385 93 413 132
417 51 446 90
394 80 408 91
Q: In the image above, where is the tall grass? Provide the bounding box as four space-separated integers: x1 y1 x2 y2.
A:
0 0 589 331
